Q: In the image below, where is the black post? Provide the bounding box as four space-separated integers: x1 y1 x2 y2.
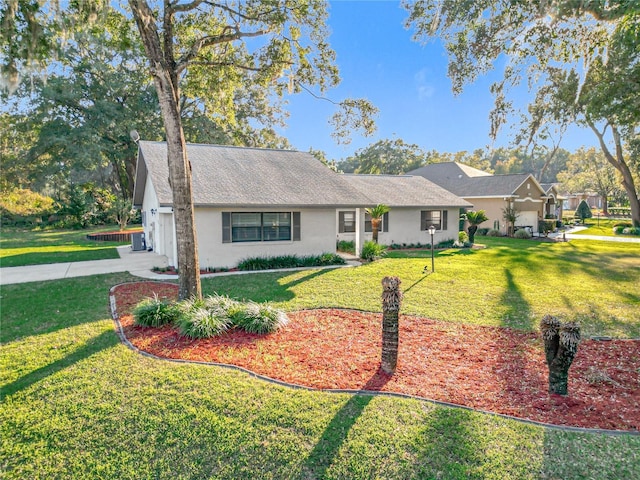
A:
430 231 435 272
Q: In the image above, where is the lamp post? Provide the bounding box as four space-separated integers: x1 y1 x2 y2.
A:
428 225 436 273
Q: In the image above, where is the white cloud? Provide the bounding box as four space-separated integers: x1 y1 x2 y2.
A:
414 68 435 100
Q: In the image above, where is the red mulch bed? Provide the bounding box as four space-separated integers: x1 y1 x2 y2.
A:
111 282 639 432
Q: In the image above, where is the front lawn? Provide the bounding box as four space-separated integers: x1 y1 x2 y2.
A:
203 237 640 338
571 218 638 237
2 237 639 479
2 274 639 479
0 226 138 267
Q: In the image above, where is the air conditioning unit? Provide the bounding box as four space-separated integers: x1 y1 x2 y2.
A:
131 232 146 251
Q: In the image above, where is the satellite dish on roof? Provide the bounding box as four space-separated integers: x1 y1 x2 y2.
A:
129 130 140 143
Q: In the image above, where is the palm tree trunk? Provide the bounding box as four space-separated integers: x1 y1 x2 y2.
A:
381 276 402 374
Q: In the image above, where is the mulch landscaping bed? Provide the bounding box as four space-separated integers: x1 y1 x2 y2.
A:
111 282 639 432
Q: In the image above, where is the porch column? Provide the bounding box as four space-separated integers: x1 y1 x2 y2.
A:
354 207 361 258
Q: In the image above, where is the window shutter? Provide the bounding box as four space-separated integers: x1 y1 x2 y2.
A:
420 211 426 230
442 210 448 230
293 212 301 241
222 212 231 243
338 212 345 233
383 212 389 232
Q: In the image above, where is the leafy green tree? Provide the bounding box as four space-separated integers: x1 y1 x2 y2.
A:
502 204 519 237
365 204 390 244
352 138 428 174
463 210 488 244
575 200 593 224
3 1 378 300
557 148 622 215
404 0 640 227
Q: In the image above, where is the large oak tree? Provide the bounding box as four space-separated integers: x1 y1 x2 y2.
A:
2 1 377 300
404 0 640 226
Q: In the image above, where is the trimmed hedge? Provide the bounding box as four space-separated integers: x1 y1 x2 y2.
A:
237 253 345 271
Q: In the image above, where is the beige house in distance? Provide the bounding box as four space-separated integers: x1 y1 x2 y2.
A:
408 162 560 235
133 142 472 269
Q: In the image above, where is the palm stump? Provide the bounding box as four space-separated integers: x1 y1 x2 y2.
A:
381 276 403 374
540 315 581 395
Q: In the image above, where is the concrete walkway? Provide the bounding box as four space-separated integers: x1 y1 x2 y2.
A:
548 226 640 243
0 246 169 286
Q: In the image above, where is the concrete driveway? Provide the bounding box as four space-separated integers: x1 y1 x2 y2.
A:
0 246 168 286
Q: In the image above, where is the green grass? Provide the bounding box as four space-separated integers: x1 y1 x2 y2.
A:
202 237 640 338
0 226 138 267
571 218 637 237
2 273 639 479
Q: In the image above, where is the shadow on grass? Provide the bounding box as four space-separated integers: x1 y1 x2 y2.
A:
0 273 138 343
411 408 484 478
1 329 118 399
500 269 533 330
302 369 391 478
202 268 332 303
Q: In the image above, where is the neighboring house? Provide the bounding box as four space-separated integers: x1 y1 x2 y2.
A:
540 183 565 219
408 162 554 235
562 192 603 211
133 142 472 268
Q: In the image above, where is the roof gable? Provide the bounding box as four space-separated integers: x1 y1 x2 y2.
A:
408 162 545 198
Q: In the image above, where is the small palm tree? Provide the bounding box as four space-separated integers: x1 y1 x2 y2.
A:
463 210 488 244
502 204 519 237
365 204 390 243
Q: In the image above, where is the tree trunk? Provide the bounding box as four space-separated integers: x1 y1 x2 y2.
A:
130 0 201 300
381 276 402 374
540 315 581 396
589 122 640 228
467 225 478 244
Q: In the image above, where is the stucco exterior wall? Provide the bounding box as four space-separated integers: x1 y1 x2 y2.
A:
463 198 505 233
194 207 337 269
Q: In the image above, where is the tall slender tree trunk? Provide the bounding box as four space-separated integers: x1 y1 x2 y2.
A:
589 122 640 228
130 0 201 300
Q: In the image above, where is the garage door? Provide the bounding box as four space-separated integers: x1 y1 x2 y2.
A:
515 211 539 233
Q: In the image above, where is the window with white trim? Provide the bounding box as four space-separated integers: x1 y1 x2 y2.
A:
421 210 448 230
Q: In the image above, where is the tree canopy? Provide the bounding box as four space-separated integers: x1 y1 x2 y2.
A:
404 0 640 226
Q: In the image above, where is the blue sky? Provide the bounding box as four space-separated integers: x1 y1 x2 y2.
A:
278 0 596 160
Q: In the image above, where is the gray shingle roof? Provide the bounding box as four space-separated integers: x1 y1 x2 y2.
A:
408 162 532 197
342 174 472 208
134 142 470 209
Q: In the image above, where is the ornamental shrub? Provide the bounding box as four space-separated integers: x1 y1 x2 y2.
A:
487 229 501 237
514 229 532 239
133 295 181 327
458 231 469 243
337 240 355 254
232 302 289 334
360 240 387 261
575 200 593 223
176 296 233 338
622 227 640 235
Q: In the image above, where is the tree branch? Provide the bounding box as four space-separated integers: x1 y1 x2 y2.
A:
176 27 268 73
